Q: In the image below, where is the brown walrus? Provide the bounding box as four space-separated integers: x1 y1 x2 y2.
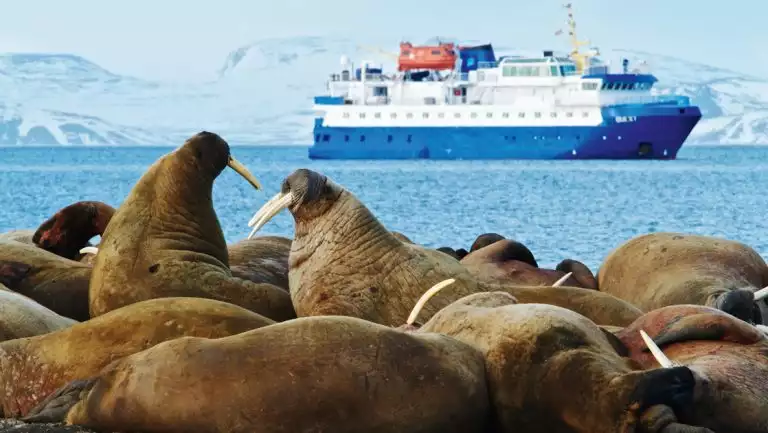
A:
32 201 115 262
23 314 490 433
226 235 292 290
460 239 593 288
615 304 768 433
0 240 91 321
598 232 768 324
246 168 643 327
413 289 710 433
88 131 295 322
0 230 36 244
0 283 76 342
0 297 275 419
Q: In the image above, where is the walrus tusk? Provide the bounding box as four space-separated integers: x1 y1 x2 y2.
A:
246 192 294 239
406 278 456 326
227 156 262 191
79 246 99 255
754 286 768 301
551 272 573 287
639 329 678 368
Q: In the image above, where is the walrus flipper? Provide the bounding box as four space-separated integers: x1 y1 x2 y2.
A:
648 314 764 349
21 378 97 423
0 260 32 288
638 405 715 433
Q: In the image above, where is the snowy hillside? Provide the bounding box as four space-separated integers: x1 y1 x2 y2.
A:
0 38 766 145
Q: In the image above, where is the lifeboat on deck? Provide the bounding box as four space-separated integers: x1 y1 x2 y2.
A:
397 42 457 71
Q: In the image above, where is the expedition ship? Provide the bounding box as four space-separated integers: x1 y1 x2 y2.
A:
308 4 701 160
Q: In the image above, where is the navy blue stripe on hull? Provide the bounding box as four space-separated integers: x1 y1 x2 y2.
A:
308 106 702 160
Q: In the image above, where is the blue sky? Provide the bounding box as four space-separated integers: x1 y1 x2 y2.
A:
0 0 764 81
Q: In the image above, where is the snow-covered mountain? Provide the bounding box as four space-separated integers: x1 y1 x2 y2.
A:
0 37 766 145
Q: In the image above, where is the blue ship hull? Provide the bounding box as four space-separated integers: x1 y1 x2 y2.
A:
308 105 702 160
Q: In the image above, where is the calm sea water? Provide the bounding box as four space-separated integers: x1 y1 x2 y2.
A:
1 144 767 271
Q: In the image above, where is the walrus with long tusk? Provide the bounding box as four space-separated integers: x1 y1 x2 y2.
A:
246 168 643 327
598 232 768 324
32 201 116 261
616 304 768 433
0 297 276 420
0 282 77 342
88 131 295 322
406 285 710 433
0 239 91 321
22 281 491 433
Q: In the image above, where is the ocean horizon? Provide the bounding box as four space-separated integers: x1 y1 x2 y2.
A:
2 143 766 271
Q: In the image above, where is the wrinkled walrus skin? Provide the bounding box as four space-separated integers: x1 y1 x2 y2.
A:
417 292 705 433
227 235 291 291
247 169 642 328
615 304 768 433
0 240 91 321
0 297 275 419
27 316 490 433
0 283 76 342
598 232 768 324
88 131 295 322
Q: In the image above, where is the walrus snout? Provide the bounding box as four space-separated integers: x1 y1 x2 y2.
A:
713 289 763 324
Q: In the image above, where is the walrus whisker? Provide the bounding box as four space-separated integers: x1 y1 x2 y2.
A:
551 272 573 287
79 246 99 255
639 330 678 368
406 278 456 326
753 286 768 301
227 156 262 190
247 192 294 239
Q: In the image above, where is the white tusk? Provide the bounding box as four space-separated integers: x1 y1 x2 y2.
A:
754 286 768 301
552 272 573 287
406 278 456 326
639 329 678 368
246 192 294 239
79 246 99 255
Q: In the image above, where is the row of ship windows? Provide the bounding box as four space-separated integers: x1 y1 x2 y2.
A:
339 111 592 120
316 134 624 143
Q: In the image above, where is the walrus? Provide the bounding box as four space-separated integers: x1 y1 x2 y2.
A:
469 232 508 254
389 231 414 243
412 289 710 433
245 168 643 327
23 315 490 433
0 230 36 245
0 240 91 321
0 297 275 419
88 131 295 322
32 201 115 261
615 304 768 433
460 239 592 288
0 283 76 342
227 235 291 290
598 232 768 323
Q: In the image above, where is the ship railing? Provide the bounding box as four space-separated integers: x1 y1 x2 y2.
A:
602 94 691 106
477 61 497 69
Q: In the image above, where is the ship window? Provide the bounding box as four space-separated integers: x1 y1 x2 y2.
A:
406 113 413 119
438 112 445 118
566 112 574 118
512 136 516 141
344 135 349 142
431 50 440 55
322 134 330 142
342 112 350 118
315 134 320 142
402 50 410 56
486 112 493 118
387 135 393 142
582 82 598 91
502 112 510 118
582 112 589 117
471 113 478 118
534 112 541 118
454 112 461 118
550 112 557 118
557 135 562 140
407 135 412 143
359 113 366 119
374 112 381 119
518 112 525 118
550 66 559 76
391 113 397 118
423 112 429 119
503 66 518 77
360 135 366 142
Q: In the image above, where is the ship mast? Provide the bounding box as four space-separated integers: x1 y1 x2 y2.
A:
559 3 592 74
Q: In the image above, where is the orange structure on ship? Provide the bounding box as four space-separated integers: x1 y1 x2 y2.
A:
397 42 457 71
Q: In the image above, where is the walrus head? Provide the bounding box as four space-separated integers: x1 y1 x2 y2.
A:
32 201 115 261
247 169 342 238
469 233 507 253
710 286 768 325
177 131 262 190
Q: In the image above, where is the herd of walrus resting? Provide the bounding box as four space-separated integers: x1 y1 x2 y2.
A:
0 131 766 433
